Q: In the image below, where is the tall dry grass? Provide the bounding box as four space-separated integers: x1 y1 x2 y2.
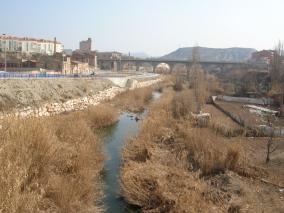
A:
121 88 248 212
171 89 196 119
84 104 118 128
178 126 245 176
0 118 59 212
210 121 245 137
113 87 153 112
160 75 175 88
0 104 119 212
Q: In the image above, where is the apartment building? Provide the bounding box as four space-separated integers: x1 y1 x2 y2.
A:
0 35 63 55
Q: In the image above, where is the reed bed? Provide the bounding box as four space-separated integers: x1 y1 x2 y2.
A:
121 88 248 212
0 104 119 212
112 87 153 112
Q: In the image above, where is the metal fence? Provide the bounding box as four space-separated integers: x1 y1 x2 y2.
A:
0 72 95 79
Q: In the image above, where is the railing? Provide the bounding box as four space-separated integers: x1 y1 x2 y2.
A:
98 58 248 65
0 72 95 79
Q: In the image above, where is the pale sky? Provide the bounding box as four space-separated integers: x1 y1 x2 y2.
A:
1 0 284 56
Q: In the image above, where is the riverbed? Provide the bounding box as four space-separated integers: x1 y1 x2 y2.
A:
101 92 161 212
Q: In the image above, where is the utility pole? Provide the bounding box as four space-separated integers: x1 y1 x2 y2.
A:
2 34 7 71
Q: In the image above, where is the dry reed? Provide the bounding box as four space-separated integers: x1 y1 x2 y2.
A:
121 88 247 212
113 87 153 112
0 103 119 212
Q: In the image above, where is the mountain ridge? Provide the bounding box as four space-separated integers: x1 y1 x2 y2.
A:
161 47 257 62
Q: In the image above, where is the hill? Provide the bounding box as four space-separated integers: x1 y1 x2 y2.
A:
161 47 256 62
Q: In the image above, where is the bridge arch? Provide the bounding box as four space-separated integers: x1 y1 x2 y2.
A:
155 62 171 73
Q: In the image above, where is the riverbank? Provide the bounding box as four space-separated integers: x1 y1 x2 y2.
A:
0 78 114 112
0 78 163 212
0 75 161 119
0 106 116 212
121 88 284 212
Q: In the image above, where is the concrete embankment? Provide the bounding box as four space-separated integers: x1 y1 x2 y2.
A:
0 75 161 118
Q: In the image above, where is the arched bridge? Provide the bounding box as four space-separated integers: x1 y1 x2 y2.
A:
97 58 250 72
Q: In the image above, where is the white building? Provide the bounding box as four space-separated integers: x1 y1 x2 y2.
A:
0 35 64 55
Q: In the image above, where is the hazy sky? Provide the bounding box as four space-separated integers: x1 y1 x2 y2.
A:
1 0 284 56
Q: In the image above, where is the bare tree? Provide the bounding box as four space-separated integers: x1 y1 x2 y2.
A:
206 74 223 95
271 41 284 83
191 46 207 113
271 41 284 114
173 71 183 91
265 114 278 163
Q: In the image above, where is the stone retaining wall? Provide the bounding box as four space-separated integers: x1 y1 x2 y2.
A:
0 78 161 119
212 101 244 126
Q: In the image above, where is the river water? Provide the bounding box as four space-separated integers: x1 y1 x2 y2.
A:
100 92 161 213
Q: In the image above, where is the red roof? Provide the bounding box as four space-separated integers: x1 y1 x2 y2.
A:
0 35 61 44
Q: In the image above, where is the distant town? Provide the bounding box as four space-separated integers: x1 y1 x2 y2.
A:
1 0 284 211
0 34 276 75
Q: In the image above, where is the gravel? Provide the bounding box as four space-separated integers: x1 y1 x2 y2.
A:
0 78 114 112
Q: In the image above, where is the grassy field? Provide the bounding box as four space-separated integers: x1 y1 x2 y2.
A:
121 88 284 212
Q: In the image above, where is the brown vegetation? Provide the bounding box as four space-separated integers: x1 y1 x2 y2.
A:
83 104 118 128
0 104 119 212
121 88 284 212
171 89 196 119
173 80 183 91
203 104 244 137
214 101 265 127
173 74 183 91
160 74 175 87
112 87 153 112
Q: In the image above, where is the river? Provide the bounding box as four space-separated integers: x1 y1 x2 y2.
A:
100 91 161 213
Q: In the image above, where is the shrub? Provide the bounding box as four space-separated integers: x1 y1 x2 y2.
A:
171 90 196 119
180 127 245 176
121 88 247 211
173 78 183 91
48 116 104 212
113 87 153 112
0 118 58 212
85 104 118 128
0 116 104 212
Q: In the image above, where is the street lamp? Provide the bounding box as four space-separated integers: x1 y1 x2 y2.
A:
2 34 7 72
